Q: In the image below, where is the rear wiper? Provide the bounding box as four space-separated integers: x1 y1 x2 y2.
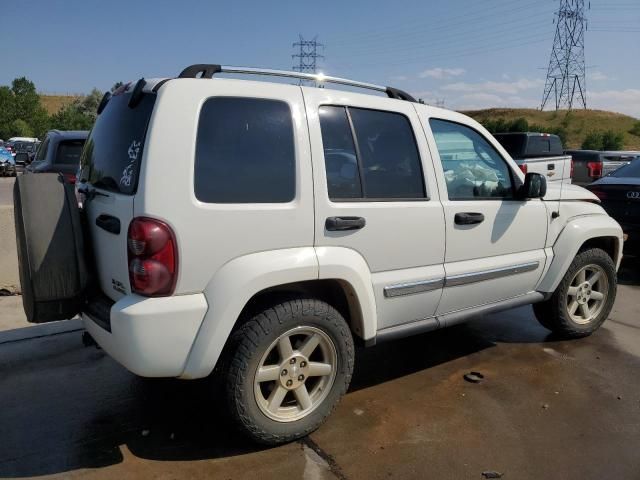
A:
77 185 109 199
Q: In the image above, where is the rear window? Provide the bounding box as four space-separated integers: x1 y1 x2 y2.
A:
194 97 295 203
80 91 156 194
55 139 85 165
611 159 640 177
494 134 525 158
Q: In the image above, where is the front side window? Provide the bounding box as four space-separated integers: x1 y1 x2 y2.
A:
430 119 514 200
318 106 425 200
195 97 295 203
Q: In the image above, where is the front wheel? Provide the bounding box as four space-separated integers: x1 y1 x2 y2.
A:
224 297 354 445
533 247 617 338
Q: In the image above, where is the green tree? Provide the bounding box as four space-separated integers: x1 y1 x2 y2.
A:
629 121 640 136
12 119 33 136
582 131 603 150
0 86 15 139
601 130 623 150
509 117 529 132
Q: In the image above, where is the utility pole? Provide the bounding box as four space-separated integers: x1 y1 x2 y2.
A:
541 0 589 110
292 35 324 85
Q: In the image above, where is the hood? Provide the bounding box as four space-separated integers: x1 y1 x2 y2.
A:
543 182 599 202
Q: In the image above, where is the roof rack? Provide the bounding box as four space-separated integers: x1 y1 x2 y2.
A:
178 64 417 102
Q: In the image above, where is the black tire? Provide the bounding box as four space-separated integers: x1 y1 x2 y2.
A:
533 247 617 338
224 297 354 445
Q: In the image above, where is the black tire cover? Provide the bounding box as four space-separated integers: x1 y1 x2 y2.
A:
13 174 89 323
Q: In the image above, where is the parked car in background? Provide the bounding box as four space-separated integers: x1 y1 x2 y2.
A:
0 147 16 176
26 130 88 183
493 132 572 184
587 160 640 256
566 150 640 186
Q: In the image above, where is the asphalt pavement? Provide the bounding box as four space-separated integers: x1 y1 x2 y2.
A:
1 262 639 480
0 177 14 206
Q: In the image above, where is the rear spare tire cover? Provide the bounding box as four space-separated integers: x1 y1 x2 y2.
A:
13 174 89 322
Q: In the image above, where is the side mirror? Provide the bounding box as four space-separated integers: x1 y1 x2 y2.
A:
518 172 547 199
14 152 29 165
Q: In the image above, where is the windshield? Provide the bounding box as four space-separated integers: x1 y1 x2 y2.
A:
610 158 640 178
80 91 156 195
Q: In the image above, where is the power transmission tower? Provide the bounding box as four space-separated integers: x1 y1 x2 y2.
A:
541 0 589 110
292 35 324 85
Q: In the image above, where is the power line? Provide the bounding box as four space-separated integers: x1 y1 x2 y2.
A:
541 0 588 110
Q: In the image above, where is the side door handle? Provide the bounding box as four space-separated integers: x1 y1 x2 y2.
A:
96 214 121 234
325 216 366 231
454 212 484 225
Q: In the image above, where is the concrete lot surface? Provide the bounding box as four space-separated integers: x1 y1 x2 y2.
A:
0 178 19 292
1 273 639 479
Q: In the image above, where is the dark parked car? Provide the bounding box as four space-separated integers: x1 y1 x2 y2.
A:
566 150 639 186
26 130 88 183
587 159 640 256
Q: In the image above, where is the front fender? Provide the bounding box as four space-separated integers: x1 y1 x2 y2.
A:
537 214 623 293
180 247 318 379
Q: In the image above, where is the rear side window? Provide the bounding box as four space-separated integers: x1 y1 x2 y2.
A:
80 92 156 195
55 139 85 165
318 106 425 200
195 97 295 203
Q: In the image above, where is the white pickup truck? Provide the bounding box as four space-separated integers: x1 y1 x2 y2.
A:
494 132 572 184
14 65 622 445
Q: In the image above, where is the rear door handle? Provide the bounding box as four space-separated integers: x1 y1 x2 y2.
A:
325 216 366 231
454 212 485 225
96 214 121 234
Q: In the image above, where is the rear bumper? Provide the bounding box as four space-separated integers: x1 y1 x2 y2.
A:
83 293 208 377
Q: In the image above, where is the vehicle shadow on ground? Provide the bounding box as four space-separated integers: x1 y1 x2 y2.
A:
0 309 554 477
617 257 640 286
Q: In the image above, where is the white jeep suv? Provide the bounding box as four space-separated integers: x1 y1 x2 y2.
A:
14 64 623 445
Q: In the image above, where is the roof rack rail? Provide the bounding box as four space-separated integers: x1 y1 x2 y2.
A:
178 64 417 102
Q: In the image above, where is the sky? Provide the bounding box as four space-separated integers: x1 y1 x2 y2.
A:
1 0 639 117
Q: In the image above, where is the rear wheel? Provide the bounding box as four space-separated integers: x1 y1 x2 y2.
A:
224 297 354 445
533 247 616 337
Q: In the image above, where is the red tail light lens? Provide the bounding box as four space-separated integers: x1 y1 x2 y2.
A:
589 189 607 200
63 173 77 184
570 159 574 178
127 217 177 296
518 163 528 174
587 161 602 178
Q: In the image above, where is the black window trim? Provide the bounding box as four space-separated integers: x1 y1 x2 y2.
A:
321 104 430 203
429 117 523 202
194 95 298 204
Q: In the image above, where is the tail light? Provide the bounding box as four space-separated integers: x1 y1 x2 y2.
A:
127 217 178 296
570 159 574 178
63 173 77 184
587 161 602 178
518 163 528 174
589 188 607 200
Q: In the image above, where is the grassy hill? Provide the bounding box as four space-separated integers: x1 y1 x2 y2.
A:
39 95 79 115
464 108 640 150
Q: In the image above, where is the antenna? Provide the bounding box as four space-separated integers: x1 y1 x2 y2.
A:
540 0 589 110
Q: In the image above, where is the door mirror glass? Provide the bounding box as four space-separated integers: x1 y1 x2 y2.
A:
518 172 547 199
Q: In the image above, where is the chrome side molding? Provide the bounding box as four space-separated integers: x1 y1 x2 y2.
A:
383 277 445 298
445 261 540 287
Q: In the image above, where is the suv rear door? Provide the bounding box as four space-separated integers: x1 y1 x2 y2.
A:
79 86 157 301
304 89 445 331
